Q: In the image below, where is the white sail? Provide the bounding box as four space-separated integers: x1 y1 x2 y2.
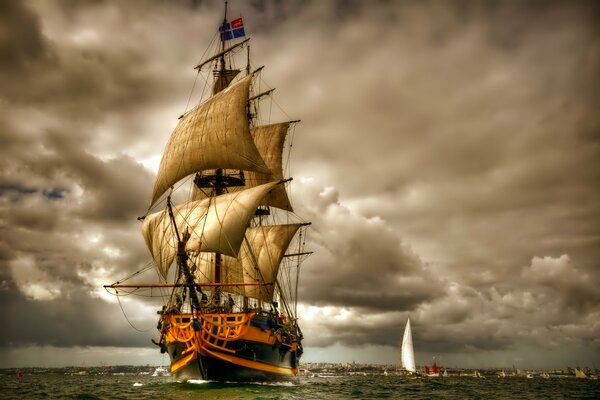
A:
142 181 280 278
149 75 270 208
401 316 416 372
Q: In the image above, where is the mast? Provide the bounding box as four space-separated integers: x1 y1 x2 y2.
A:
213 1 229 300
214 1 228 95
221 2 227 61
167 196 200 311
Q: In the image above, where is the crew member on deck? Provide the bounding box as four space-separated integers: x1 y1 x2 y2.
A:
227 294 235 312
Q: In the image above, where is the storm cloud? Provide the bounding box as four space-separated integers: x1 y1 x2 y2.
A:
0 0 598 368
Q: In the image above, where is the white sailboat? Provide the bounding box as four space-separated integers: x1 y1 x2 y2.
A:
401 316 416 373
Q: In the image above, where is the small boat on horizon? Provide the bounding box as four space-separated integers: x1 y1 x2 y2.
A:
400 316 445 377
423 362 440 377
152 366 171 377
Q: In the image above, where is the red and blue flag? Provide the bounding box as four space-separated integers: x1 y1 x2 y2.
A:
219 17 245 41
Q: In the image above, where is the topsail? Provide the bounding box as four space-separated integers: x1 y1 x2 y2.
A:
149 75 270 208
192 121 295 211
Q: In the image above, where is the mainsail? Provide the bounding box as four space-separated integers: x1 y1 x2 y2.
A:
401 316 416 372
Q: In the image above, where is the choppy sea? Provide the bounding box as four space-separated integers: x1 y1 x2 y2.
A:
1 372 599 400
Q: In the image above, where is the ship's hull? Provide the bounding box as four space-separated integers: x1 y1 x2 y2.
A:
160 311 301 382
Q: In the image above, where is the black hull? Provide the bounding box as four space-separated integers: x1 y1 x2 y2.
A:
172 354 295 382
167 339 298 382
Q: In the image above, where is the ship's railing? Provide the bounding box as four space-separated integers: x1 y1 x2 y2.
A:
167 319 195 343
198 313 252 352
165 313 253 355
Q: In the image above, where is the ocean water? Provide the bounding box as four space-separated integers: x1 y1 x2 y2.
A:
1 373 599 400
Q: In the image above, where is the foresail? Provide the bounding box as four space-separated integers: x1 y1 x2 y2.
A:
141 211 177 279
191 122 293 211
149 75 270 208
142 181 280 278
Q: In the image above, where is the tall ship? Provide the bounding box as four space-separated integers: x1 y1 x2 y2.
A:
105 3 310 382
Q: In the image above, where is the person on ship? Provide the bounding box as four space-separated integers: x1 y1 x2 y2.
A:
226 294 235 313
199 290 209 309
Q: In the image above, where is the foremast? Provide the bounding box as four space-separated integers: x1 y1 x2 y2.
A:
166 196 200 312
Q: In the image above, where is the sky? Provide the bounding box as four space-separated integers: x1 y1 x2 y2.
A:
0 0 599 370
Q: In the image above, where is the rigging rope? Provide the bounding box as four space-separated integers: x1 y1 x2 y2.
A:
186 31 219 113
116 290 153 333
112 263 154 285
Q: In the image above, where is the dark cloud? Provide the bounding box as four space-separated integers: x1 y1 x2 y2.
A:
0 1 48 73
0 280 156 348
296 184 444 312
0 0 598 368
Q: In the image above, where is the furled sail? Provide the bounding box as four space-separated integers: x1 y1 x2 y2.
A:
142 181 280 278
401 316 416 372
149 75 270 208
192 122 293 211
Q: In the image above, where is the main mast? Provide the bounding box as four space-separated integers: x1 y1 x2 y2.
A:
212 0 229 301
171 2 233 310
207 1 243 300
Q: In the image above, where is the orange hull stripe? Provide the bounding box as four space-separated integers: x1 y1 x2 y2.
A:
170 351 196 373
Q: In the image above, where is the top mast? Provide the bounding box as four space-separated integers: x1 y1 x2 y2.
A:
219 2 228 74
214 1 229 95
